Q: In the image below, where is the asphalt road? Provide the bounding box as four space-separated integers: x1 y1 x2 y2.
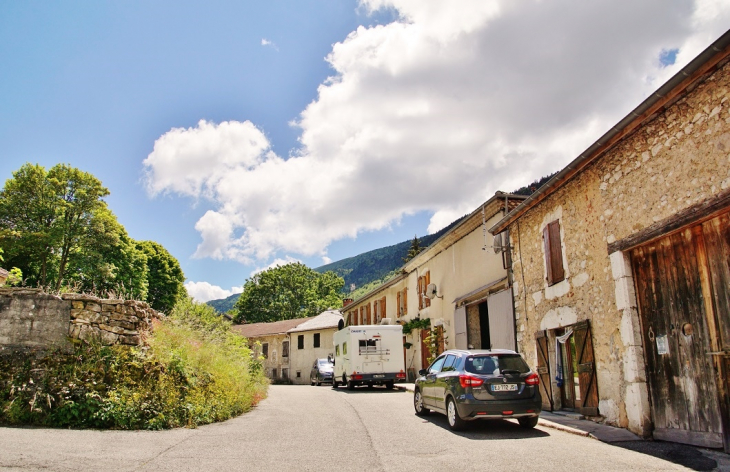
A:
0 385 705 471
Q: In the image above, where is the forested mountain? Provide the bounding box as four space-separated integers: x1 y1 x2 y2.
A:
206 292 241 313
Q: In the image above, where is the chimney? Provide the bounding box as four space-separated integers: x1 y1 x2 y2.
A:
342 298 354 308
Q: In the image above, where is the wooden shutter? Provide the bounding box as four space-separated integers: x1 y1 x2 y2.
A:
418 276 424 309
396 291 401 318
573 320 599 416
543 220 565 286
425 272 431 307
403 288 407 315
367 303 372 324
381 296 386 320
535 330 554 411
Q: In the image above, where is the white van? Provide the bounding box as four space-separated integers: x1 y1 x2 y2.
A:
332 324 406 390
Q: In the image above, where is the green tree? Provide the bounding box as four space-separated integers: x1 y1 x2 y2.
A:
136 240 186 313
234 262 343 324
0 163 110 289
403 235 423 263
67 207 149 299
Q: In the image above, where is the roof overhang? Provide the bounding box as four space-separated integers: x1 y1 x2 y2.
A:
452 276 508 307
490 30 730 235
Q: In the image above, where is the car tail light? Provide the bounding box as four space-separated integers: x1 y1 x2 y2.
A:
352 373 363 380
459 375 484 388
525 373 539 386
396 371 406 379
502 411 513 415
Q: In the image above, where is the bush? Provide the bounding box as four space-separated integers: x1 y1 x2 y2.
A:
0 298 268 429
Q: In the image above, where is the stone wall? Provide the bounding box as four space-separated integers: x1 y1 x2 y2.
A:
0 288 162 351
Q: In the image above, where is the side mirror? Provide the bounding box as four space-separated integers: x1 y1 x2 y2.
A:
418 369 428 376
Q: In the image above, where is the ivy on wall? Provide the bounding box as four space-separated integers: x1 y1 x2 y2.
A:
402 318 431 335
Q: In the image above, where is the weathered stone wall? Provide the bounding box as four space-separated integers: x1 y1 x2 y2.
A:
64 293 161 346
0 288 162 351
0 288 72 351
508 59 730 437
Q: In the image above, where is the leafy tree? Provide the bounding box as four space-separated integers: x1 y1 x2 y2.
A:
67 207 149 299
234 262 344 324
403 235 423 263
136 240 186 313
0 163 110 289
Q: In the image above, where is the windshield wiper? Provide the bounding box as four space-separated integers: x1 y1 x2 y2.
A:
500 369 522 376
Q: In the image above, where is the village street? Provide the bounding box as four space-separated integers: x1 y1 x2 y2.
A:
0 385 718 471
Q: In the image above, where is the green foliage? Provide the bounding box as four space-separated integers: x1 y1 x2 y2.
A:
207 292 241 313
0 299 267 429
234 262 343 324
402 318 431 335
511 172 558 196
348 269 400 301
403 234 423 264
0 163 150 297
136 240 186 313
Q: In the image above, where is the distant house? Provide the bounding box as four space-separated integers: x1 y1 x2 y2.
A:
344 191 525 380
490 31 730 451
232 317 312 382
286 310 343 385
231 309 343 384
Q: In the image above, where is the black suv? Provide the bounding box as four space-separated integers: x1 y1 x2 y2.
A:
414 349 542 431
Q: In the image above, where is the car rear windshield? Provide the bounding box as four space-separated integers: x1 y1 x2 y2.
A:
464 355 530 375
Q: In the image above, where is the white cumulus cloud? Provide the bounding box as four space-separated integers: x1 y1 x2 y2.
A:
185 281 243 303
144 0 730 268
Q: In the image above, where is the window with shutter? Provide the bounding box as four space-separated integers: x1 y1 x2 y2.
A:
397 291 401 318
425 272 431 308
262 343 269 359
543 220 565 286
381 296 386 321
403 288 407 316
282 341 289 358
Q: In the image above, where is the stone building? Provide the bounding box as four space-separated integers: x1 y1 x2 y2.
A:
490 31 730 451
232 317 310 382
286 310 342 385
345 192 525 379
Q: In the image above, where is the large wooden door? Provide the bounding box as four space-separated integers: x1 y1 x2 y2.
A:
573 320 599 416
631 220 727 448
535 330 554 411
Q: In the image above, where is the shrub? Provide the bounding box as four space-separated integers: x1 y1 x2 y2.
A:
0 298 267 429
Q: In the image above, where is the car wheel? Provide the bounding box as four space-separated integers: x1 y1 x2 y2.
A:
446 397 466 431
347 380 356 391
414 389 430 416
310 378 315 386
518 416 539 429
332 378 339 388
385 381 394 390
315 377 320 386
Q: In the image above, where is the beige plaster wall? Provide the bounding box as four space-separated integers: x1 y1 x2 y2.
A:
250 333 291 381
289 329 337 385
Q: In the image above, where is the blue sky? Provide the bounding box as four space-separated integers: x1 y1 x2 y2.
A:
1 1 728 302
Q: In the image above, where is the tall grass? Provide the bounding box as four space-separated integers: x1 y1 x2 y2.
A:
0 298 267 429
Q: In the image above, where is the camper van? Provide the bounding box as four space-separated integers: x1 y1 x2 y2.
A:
332 324 406 390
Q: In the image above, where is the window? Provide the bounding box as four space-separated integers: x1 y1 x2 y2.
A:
282 341 289 358
343 342 348 355
282 368 289 379
441 354 457 372
359 339 378 354
543 220 565 286
296 371 301 378
335 344 340 356
314 333 321 348
298 335 304 350
428 356 446 374
271 368 277 378
262 343 269 359
417 271 431 309
374 296 386 323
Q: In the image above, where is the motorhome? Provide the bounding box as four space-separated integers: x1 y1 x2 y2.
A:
332 324 406 390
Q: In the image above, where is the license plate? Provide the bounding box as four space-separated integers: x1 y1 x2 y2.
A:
491 384 518 392
373 374 385 378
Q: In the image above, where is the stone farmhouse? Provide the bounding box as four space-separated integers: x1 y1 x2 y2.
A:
232 309 342 385
490 30 730 451
344 191 525 380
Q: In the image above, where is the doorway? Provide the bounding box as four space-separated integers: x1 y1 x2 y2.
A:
557 329 581 411
478 302 491 349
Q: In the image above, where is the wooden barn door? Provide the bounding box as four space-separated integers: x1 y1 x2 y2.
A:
573 320 599 416
631 220 727 449
535 330 554 412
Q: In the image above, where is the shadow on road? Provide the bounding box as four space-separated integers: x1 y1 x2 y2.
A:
329 385 403 394
416 413 551 440
612 441 721 471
